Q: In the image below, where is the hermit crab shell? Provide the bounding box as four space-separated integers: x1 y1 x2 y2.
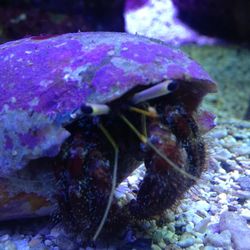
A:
0 32 216 220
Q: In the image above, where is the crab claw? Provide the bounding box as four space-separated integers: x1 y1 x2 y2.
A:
128 106 206 218
130 80 179 104
129 123 187 218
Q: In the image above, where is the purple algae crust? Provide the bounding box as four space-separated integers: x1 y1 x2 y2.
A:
0 32 216 176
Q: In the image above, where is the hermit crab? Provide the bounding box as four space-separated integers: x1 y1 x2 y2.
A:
0 32 216 241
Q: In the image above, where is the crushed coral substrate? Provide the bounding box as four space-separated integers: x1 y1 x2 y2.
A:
1 0 250 249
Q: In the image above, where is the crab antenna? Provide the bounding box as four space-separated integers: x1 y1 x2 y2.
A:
131 80 179 104
141 113 147 138
129 106 158 118
92 124 119 242
120 114 198 182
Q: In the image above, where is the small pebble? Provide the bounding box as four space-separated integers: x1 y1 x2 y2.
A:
231 144 250 156
151 244 162 250
212 184 226 193
220 160 234 172
235 190 250 199
0 234 10 242
177 237 195 248
0 240 17 250
209 204 218 215
186 212 203 225
44 239 53 247
185 222 194 233
166 210 176 222
196 200 211 212
152 230 164 243
237 176 250 191
217 193 227 204
167 222 176 233
203 246 217 250
228 205 238 211
210 128 228 139
158 240 166 249
240 208 250 220
163 231 175 244
214 148 232 161
194 217 211 233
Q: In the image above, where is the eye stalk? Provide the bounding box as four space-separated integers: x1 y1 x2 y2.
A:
130 80 179 104
80 103 110 116
69 81 179 121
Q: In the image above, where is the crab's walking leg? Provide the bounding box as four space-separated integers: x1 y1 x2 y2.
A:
56 141 112 228
127 106 206 219
55 130 127 239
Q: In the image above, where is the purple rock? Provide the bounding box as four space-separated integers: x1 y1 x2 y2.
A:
219 211 250 250
204 230 231 248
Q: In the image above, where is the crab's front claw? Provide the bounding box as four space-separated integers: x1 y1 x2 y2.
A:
128 106 206 219
128 124 187 218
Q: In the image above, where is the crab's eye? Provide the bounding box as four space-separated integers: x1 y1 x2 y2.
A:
167 80 179 92
81 105 93 114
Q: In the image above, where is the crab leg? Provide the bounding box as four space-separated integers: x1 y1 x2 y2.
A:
55 121 130 240
130 80 179 104
56 139 121 237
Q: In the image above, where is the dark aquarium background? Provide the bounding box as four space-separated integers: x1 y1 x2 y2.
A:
0 1 250 249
